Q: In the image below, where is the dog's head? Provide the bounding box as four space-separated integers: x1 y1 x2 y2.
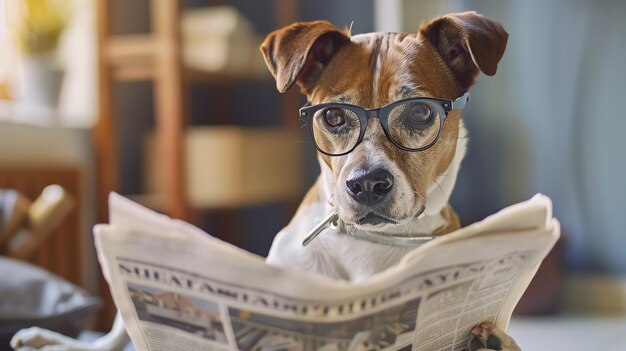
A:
261 12 507 231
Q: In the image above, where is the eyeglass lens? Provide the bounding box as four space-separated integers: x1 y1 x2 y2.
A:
311 107 361 155
310 100 443 155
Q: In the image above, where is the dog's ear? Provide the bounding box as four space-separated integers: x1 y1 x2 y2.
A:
260 21 349 93
419 11 508 90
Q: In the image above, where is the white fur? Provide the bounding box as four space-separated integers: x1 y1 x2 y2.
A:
11 314 129 351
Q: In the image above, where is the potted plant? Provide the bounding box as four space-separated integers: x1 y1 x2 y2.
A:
13 0 69 108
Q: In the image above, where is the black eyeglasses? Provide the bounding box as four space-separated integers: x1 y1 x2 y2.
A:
299 92 470 156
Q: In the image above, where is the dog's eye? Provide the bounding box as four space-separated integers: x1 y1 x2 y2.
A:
324 108 346 127
408 103 432 123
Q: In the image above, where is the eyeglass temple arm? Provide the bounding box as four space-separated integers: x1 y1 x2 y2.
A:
450 92 471 110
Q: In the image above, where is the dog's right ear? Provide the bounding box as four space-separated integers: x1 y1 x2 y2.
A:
260 21 349 93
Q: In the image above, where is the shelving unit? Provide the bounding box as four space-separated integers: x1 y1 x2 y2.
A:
94 0 300 221
93 0 300 328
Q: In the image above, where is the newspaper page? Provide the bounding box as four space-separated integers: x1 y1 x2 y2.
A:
94 193 559 351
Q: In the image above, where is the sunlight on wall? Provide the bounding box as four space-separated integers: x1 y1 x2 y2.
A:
56 0 97 126
0 1 19 87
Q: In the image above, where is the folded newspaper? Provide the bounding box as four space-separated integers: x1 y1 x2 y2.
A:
95 193 560 351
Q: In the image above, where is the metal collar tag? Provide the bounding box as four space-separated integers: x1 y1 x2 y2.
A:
346 226 434 247
302 211 339 246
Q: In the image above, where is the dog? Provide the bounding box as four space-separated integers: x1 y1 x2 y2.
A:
11 11 519 351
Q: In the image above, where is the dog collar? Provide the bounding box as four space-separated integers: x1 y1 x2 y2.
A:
344 225 435 247
302 211 436 247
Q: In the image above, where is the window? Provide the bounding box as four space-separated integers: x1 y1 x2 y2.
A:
0 0 17 85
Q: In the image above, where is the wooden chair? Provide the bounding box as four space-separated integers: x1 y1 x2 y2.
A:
0 185 74 260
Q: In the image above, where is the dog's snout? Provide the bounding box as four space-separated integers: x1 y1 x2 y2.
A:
346 168 394 206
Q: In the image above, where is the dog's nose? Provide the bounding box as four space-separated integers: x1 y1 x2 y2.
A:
346 168 394 205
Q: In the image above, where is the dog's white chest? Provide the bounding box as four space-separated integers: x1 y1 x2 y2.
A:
265 198 419 282
267 224 412 282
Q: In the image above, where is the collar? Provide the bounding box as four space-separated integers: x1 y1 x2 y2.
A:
301 208 442 247
342 222 436 246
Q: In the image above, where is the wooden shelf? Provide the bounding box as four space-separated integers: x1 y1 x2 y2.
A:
143 126 305 209
0 100 59 126
128 192 302 212
94 0 301 238
106 34 157 66
112 65 271 83
184 67 270 83
93 0 298 329
0 99 94 128
105 31 271 83
111 64 156 81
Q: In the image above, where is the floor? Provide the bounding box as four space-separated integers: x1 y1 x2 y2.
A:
80 315 626 350
508 316 626 350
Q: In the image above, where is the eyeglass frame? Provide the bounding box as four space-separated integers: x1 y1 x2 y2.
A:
298 92 471 156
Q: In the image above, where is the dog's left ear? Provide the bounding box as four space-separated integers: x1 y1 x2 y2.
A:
260 21 349 93
419 11 508 90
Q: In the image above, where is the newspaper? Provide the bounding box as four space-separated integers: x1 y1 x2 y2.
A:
94 193 560 351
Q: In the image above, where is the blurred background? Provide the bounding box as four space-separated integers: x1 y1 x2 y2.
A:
0 0 625 349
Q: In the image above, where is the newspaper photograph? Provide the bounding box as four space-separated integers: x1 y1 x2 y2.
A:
228 297 419 351
127 282 228 344
94 193 559 351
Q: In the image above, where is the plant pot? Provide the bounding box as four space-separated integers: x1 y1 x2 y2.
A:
19 56 64 109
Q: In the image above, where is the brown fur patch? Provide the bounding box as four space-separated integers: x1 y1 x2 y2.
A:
261 13 507 222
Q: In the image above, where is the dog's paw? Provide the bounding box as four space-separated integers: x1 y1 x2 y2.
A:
11 327 86 351
467 322 521 351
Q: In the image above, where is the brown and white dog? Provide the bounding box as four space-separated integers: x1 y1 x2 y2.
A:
11 11 520 351
262 11 520 351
